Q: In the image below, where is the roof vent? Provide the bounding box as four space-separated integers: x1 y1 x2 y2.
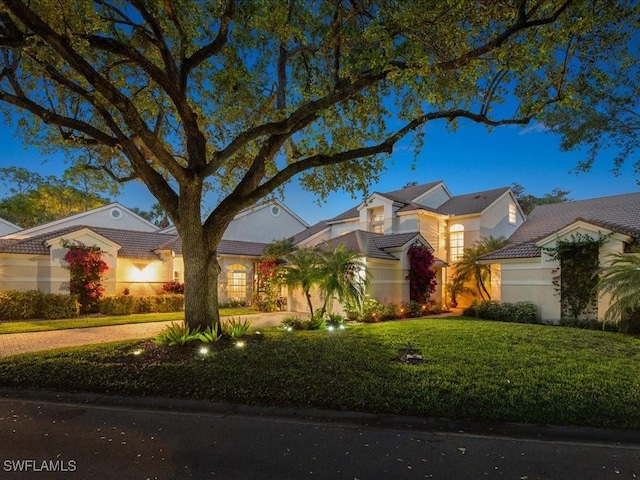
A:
109 207 123 220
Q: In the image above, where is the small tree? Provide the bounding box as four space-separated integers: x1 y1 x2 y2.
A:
407 243 437 303
451 236 509 301
598 248 640 323
317 245 370 317
278 247 323 317
62 241 108 314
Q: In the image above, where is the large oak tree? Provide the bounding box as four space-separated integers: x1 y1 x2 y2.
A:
0 0 635 329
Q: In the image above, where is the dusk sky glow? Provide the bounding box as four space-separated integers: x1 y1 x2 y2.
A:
0 115 637 227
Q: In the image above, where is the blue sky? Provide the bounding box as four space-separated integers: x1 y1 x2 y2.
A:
0 117 637 226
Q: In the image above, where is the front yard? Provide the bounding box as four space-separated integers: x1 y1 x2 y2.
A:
0 308 255 334
1 317 639 429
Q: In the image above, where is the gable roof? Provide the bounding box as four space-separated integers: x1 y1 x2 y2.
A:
327 181 444 222
0 225 269 260
433 186 511 216
1 202 158 239
291 220 330 244
320 230 438 261
326 182 511 223
481 192 640 261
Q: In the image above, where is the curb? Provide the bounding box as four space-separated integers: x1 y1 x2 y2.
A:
2 387 639 446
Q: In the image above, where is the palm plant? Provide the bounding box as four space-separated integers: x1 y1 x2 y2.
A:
598 248 640 322
452 236 508 301
277 247 323 316
317 245 371 317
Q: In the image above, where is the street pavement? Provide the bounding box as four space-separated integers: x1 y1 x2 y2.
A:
1 314 639 478
0 392 639 479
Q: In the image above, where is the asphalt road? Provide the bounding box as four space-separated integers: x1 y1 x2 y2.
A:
0 394 639 480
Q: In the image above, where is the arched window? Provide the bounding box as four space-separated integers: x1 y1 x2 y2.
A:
450 224 464 262
227 263 247 300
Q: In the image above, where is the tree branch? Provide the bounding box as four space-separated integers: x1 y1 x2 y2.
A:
228 108 534 210
181 0 234 89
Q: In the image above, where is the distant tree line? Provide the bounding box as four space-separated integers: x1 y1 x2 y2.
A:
0 166 167 228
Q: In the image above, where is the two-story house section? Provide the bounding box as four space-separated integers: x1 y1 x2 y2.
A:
293 181 524 308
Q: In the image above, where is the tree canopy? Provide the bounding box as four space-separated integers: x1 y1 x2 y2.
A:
0 166 113 227
0 0 636 328
511 182 571 215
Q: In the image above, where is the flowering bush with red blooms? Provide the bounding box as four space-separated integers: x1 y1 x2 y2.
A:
407 243 437 303
257 259 278 279
162 281 185 294
62 241 108 314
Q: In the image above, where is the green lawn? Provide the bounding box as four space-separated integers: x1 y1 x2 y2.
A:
1 317 639 429
0 308 255 334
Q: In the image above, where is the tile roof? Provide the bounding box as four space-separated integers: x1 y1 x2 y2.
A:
290 220 330 244
326 182 509 223
434 186 510 216
0 225 269 259
481 192 640 261
321 230 430 261
327 181 444 222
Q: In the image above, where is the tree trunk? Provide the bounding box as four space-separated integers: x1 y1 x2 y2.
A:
182 237 220 330
177 185 223 331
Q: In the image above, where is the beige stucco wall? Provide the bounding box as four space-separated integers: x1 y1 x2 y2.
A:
366 258 406 304
222 203 307 242
479 193 524 240
414 184 450 208
0 254 50 292
499 260 553 321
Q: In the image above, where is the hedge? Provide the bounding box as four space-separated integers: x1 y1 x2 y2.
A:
0 290 80 320
98 294 184 316
463 300 539 324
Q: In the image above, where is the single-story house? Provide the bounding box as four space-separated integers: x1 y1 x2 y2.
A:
0 200 308 304
480 192 640 322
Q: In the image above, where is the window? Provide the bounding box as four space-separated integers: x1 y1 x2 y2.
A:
450 224 464 262
270 205 281 217
227 263 247 300
370 208 384 233
509 202 517 224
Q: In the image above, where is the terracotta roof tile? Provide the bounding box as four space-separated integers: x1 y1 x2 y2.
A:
482 192 640 261
434 187 510 216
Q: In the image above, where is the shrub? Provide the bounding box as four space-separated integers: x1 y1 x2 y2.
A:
99 295 137 315
0 290 80 320
464 300 539 324
280 314 328 331
99 294 184 315
361 297 387 322
219 299 248 308
326 314 346 328
62 241 108 314
281 316 305 330
39 294 80 319
400 300 423 318
223 317 252 337
153 322 202 346
162 281 185 294
197 324 221 343
0 290 43 320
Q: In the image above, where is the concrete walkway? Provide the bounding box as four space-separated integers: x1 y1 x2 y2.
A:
0 311 298 358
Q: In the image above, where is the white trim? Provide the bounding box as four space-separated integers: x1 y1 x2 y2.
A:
411 181 452 204
44 227 122 251
535 220 633 248
232 199 309 227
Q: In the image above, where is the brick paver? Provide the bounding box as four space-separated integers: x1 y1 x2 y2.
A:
0 312 296 358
